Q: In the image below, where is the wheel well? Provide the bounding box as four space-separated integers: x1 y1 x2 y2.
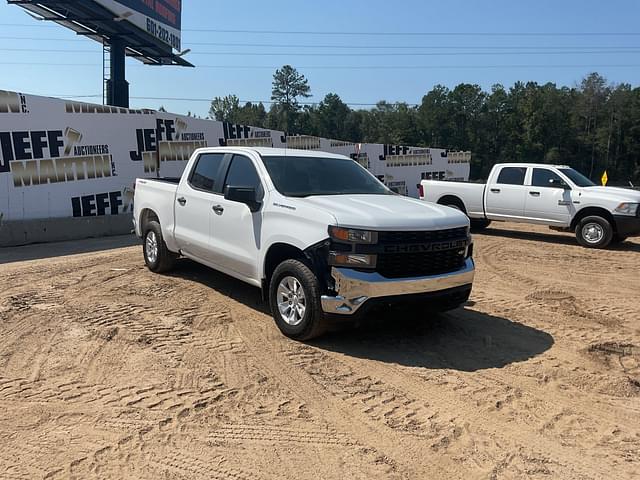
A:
140 209 159 234
263 243 306 285
570 207 617 232
437 195 467 213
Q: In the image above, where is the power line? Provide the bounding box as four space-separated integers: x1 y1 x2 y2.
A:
2 37 640 51
0 48 98 53
0 36 85 41
2 48 640 57
0 23 57 27
2 23 640 36
185 43 640 50
181 28 640 37
3 62 640 69
174 50 640 57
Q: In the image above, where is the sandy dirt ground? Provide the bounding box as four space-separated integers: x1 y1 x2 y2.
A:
0 222 639 479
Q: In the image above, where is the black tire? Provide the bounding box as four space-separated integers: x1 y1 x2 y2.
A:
612 234 628 244
269 259 327 341
470 219 492 231
442 201 465 213
439 198 489 231
143 220 177 273
575 215 613 249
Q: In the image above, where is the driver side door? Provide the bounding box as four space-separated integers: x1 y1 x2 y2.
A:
524 168 574 226
209 154 264 281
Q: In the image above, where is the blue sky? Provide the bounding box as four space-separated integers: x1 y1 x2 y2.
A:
1 0 639 116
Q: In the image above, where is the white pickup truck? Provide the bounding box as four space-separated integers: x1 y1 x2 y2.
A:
133 147 475 340
419 162 640 248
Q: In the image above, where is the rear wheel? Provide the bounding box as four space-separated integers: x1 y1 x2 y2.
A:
439 198 490 231
575 216 613 249
143 220 177 272
269 259 327 341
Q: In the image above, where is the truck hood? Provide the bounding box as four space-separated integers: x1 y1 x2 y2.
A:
581 186 640 202
296 194 470 231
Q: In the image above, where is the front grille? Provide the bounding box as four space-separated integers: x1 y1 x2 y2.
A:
378 227 468 244
374 227 468 279
376 249 466 278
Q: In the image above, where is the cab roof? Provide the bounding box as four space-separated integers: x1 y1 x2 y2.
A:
494 163 571 169
195 146 350 160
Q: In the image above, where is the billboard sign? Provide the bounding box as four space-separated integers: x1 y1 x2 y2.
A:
0 90 470 223
93 0 182 51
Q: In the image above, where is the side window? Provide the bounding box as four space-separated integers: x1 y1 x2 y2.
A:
189 153 225 192
224 155 261 190
532 168 564 188
496 167 527 186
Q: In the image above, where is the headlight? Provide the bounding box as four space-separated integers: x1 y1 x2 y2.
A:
328 252 377 268
614 202 640 215
328 226 377 244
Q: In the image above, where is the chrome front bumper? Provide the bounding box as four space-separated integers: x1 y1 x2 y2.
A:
320 257 475 315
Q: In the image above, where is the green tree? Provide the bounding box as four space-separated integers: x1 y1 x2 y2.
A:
205 72 640 185
234 102 267 128
208 94 240 122
418 85 453 148
270 65 311 132
313 93 351 139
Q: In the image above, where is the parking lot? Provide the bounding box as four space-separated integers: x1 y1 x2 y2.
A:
0 222 638 479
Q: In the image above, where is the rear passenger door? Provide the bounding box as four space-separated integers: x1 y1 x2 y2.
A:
485 166 528 220
173 152 227 261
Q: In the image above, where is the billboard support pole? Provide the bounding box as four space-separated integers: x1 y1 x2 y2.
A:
106 37 129 108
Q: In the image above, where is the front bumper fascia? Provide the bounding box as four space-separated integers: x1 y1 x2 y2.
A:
613 214 640 237
321 257 475 315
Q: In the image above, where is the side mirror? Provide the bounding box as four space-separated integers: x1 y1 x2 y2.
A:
224 186 262 212
549 178 570 189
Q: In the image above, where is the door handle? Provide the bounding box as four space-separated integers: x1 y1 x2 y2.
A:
490 188 501 193
212 205 224 214
529 191 540 196
177 197 187 206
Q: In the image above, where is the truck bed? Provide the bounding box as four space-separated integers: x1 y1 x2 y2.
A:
142 177 182 184
133 177 180 237
420 180 486 218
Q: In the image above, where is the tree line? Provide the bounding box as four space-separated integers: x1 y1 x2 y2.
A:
208 65 640 184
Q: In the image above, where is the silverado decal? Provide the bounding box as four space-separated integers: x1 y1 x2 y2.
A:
382 239 469 253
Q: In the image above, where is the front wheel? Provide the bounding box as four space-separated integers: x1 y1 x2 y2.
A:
611 234 628 244
269 259 327 341
575 216 613 249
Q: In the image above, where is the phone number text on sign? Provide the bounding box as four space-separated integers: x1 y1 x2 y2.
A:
146 18 181 51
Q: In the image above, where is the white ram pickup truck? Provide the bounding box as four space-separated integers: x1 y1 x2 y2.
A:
134 147 475 340
420 163 640 248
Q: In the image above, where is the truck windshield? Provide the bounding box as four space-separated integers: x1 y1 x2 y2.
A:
261 156 392 197
558 168 597 187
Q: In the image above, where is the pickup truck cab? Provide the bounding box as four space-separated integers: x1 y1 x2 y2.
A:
420 163 640 248
134 147 475 340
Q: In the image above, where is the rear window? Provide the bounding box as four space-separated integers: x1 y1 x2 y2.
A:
189 153 225 192
497 167 527 185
